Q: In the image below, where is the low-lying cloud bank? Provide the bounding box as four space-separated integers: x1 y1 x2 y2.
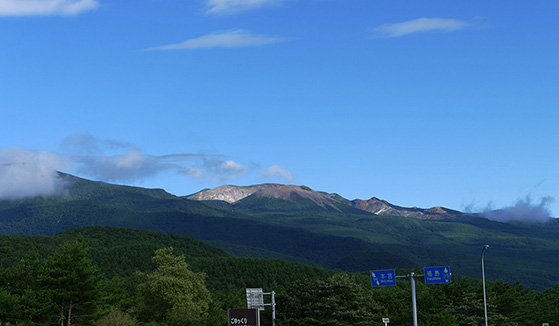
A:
0 147 70 200
480 196 555 223
0 134 294 200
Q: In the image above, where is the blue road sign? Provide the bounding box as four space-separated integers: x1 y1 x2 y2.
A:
371 269 396 287
424 266 451 284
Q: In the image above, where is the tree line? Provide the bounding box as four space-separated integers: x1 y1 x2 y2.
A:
1 232 558 325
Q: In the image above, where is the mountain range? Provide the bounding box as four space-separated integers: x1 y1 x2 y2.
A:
1 173 558 289
188 183 467 219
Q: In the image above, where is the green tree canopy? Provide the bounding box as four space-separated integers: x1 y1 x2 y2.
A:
0 252 54 325
135 247 213 326
41 235 103 326
277 273 382 326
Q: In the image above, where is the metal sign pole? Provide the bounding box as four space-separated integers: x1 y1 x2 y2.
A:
371 266 450 326
271 291 276 326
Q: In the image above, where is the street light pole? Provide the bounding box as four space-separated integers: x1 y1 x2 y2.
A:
410 272 418 326
482 245 489 326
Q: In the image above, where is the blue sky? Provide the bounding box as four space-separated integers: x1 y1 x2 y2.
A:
1 0 558 218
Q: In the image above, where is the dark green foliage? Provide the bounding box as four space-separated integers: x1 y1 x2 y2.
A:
0 252 55 325
233 194 366 214
534 285 559 325
277 273 382 326
331 251 418 272
41 235 103 325
0 227 345 325
0 226 229 279
97 307 137 326
146 211 381 267
0 236 103 326
135 247 213 326
0 228 558 325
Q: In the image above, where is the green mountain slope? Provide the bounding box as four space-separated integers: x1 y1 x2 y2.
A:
1 174 558 289
0 175 416 269
226 207 559 289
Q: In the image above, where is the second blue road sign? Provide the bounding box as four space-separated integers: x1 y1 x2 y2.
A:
424 266 451 284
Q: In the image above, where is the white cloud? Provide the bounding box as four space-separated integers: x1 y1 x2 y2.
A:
371 17 479 38
220 160 249 174
189 158 249 182
0 0 99 17
146 29 287 51
261 165 293 182
0 146 252 199
205 0 284 15
0 147 69 199
1 135 293 199
481 196 554 223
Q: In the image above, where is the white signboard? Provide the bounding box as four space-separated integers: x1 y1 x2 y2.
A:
246 288 265 311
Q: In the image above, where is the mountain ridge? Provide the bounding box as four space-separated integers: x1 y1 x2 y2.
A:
187 184 467 220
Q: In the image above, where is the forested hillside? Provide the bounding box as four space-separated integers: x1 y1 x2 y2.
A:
1 173 559 290
0 227 557 325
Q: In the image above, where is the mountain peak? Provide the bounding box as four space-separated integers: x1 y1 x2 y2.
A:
187 184 276 203
188 183 466 219
188 184 354 213
187 184 322 203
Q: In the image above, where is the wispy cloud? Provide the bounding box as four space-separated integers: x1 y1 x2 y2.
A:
146 29 288 51
0 0 99 17
261 165 293 183
205 0 284 15
0 134 294 199
73 150 174 183
371 17 481 38
60 132 134 155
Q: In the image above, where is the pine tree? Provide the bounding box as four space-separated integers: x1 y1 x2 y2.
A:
41 235 103 326
0 252 54 325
